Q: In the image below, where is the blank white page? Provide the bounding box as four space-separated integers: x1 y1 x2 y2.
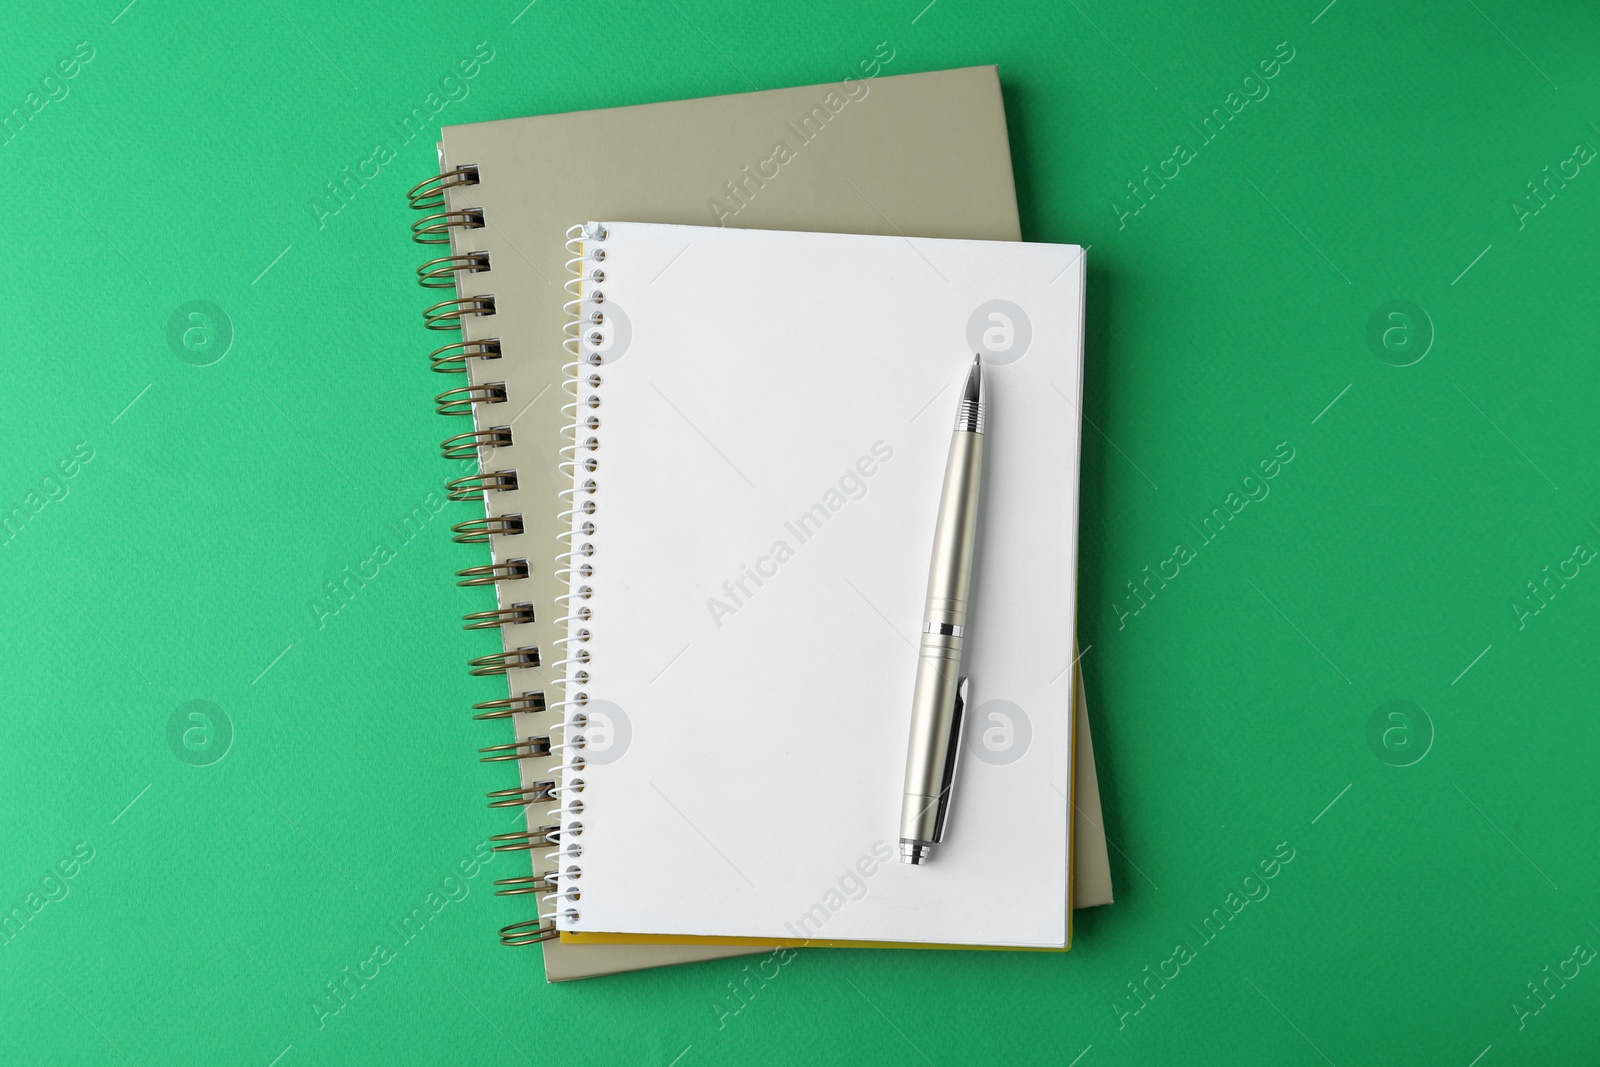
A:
558 222 1084 946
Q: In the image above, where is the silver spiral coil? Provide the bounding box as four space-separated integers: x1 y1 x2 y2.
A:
546 222 610 931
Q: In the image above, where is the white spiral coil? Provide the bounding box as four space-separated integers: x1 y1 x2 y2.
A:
550 222 609 927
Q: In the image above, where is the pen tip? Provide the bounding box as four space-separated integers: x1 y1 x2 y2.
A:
963 356 983 400
955 355 985 432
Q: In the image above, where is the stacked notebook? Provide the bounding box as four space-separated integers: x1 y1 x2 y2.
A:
409 66 1108 980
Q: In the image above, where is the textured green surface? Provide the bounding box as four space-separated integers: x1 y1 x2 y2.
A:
3 0 1598 1063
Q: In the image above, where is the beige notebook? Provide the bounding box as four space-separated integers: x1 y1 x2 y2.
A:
411 65 1111 980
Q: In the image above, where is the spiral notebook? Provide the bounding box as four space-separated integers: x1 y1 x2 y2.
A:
410 65 1112 977
549 222 1085 946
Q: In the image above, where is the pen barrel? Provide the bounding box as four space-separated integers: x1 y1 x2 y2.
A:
923 431 983 634
899 430 984 848
900 634 965 844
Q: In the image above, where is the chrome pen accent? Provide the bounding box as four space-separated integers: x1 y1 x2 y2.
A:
900 354 987 865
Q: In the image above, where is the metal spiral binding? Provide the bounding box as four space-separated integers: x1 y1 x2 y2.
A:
455 560 529 586
452 516 524 544
471 691 545 718
412 207 484 244
490 826 561 852
479 735 551 761
423 294 496 331
417 251 490 288
467 648 541 676
413 164 566 948
487 781 556 807
445 470 519 501
499 917 556 947
440 428 513 461
429 338 502 374
407 165 478 211
493 872 557 895
435 382 507 417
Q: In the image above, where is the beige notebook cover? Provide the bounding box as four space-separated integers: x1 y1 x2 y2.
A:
428 64 1111 981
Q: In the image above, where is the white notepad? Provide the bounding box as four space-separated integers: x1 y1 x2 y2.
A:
554 223 1085 947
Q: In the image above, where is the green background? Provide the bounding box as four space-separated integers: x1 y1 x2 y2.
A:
3 0 1597 1063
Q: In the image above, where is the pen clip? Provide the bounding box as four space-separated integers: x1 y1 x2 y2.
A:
930 676 969 844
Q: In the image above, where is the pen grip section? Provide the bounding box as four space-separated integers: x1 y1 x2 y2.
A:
921 432 984 631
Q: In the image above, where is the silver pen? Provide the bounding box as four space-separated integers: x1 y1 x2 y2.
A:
899 354 986 865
